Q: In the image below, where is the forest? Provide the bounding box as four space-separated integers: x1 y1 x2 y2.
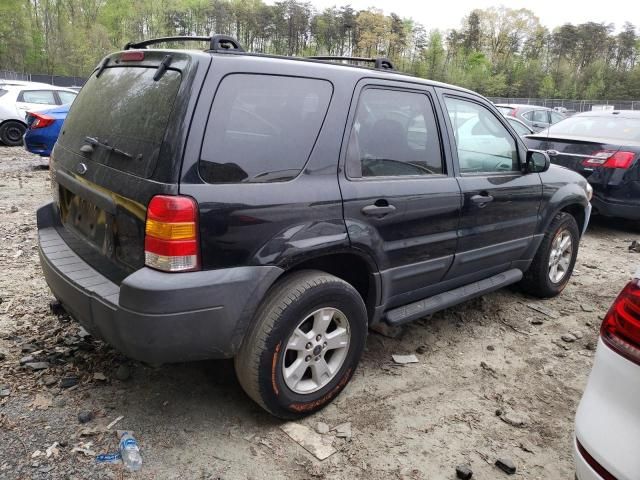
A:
0 0 638 100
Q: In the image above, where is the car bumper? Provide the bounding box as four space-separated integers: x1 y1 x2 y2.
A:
24 131 54 157
591 194 640 220
37 202 282 364
575 338 640 480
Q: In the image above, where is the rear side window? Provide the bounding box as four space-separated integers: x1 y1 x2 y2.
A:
19 90 56 104
57 91 77 104
532 110 548 123
199 74 332 184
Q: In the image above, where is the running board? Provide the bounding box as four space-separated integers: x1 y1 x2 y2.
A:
384 268 523 326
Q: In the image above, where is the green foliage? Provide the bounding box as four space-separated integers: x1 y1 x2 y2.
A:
0 1 637 100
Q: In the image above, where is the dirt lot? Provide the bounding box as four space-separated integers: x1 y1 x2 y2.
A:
0 146 638 480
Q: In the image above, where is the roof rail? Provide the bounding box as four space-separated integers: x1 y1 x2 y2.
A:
124 35 244 53
307 56 395 71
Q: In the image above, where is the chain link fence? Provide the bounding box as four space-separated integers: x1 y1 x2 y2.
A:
487 97 640 113
0 70 85 87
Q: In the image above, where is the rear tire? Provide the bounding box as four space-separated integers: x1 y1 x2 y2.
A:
521 212 580 298
0 121 26 146
235 270 367 419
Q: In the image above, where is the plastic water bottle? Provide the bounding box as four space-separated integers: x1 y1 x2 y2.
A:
119 432 142 471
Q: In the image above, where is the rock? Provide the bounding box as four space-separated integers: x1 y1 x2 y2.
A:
530 318 544 325
42 375 57 387
629 240 640 253
495 458 516 475
19 355 35 365
21 343 38 353
49 300 66 316
0 351 6 361
93 372 107 382
0 385 11 397
53 397 67 408
580 304 596 312
334 422 352 439
78 411 94 424
280 422 336 460
561 333 576 343
572 331 584 339
316 422 330 435
25 362 50 371
60 376 79 388
499 411 528 428
392 354 419 364
585 341 597 351
415 345 428 354
115 364 131 381
494 409 503 417
486 345 495 351
10 205 18 213
456 464 473 479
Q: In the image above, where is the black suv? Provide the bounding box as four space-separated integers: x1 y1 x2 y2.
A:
37 36 592 419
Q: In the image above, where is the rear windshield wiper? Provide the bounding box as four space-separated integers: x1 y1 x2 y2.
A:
82 136 133 159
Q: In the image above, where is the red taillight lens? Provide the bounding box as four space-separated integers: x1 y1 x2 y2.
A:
144 195 200 272
601 278 640 365
583 150 637 169
28 112 55 129
120 51 144 62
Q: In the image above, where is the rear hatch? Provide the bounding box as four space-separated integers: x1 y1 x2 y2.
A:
50 50 208 282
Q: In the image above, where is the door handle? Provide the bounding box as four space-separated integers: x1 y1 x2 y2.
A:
470 194 494 208
362 203 396 217
547 149 559 157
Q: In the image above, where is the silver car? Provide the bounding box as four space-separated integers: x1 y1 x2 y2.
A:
495 103 565 132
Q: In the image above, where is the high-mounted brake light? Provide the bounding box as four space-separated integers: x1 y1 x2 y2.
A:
28 112 55 129
583 150 637 169
121 51 145 62
144 195 200 272
601 277 640 365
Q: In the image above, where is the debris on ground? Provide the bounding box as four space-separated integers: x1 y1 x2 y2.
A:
526 304 560 319
280 422 336 461
392 354 419 364
498 411 528 428
96 452 122 464
415 345 428 354
78 411 94 424
60 376 79 388
495 457 517 475
561 333 576 343
106 415 124 430
369 323 404 338
456 464 473 479
629 240 640 253
333 422 352 439
315 422 330 435
115 364 131 381
580 304 596 312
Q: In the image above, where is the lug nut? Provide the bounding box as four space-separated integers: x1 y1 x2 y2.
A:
323 342 327 349
316 334 322 341
305 355 311 362
314 356 320 361
305 342 312 350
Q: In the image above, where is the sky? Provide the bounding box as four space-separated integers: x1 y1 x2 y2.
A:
295 0 640 31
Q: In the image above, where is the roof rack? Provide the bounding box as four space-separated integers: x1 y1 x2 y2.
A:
124 35 244 53
307 56 395 71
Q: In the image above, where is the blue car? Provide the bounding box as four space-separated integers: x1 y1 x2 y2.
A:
24 104 69 156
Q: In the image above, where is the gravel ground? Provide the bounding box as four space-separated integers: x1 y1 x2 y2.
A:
0 146 638 480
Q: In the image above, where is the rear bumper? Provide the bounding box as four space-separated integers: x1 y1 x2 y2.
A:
591 194 640 220
24 130 54 157
37 202 282 363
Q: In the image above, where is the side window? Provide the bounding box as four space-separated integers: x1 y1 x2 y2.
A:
199 75 332 184
19 90 56 104
550 112 564 124
533 110 549 123
522 111 534 122
508 119 530 136
346 88 444 178
444 96 519 174
57 91 77 105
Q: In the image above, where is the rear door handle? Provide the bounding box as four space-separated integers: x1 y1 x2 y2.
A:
362 203 396 216
470 194 494 208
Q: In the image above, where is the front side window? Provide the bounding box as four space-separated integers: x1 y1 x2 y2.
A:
346 88 444 178
199 74 332 184
19 90 56 104
445 97 519 174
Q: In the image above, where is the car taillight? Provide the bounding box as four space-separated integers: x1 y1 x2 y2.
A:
601 278 640 365
144 195 200 272
583 150 637 169
28 112 55 129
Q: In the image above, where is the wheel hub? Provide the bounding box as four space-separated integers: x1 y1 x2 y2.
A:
548 229 573 284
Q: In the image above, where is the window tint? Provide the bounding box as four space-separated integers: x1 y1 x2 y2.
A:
199 75 332 184
20 90 56 104
532 110 548 123
346 89 443 178
57 91 77 105
507 118 531 135
445 97 519 174
550 112 564 124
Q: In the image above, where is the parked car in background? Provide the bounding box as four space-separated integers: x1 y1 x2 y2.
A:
0 81 77 146
495 103 565 132
575 268 640 480
37 35 592 419
525 111 640 221
505 116 534 136
24 103 70 157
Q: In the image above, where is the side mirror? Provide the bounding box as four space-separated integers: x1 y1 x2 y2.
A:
526 150 551 173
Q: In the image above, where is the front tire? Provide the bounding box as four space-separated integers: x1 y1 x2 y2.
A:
521 212 580 298
235 270 367 419
0 121 26 146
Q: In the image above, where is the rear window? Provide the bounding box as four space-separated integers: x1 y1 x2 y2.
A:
547 116 640 142
199 74 332 183
58 67 182 178
19 90 56 104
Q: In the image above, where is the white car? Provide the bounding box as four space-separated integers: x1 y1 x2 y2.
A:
0 81 78 146
575 268 640 479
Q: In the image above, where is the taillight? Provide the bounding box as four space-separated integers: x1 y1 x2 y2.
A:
120 51 144 62
583 150 637 169
28 112 55 129
144 195 200 272
601 278 640 365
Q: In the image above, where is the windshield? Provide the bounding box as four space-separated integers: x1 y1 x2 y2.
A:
546 115 640 142
58 66 182 178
